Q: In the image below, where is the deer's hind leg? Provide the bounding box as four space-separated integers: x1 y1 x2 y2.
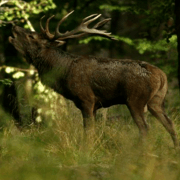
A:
147 92 179 148
127 101 149 142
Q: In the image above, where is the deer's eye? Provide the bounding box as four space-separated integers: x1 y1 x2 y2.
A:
28 35 35 39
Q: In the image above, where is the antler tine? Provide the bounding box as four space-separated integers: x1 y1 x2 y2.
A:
93 18 111 29
82 14 98 22
83 14 102 26
77 14 114 39
81 15 117 40
40 15 46 33
55 10 74 38
45 15 55 39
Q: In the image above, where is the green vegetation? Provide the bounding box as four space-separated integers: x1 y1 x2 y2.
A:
0 88 180 180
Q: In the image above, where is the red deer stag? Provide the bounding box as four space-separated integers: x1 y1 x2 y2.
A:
9 11 179 148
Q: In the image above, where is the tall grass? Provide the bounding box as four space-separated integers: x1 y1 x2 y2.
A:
0 88 180 180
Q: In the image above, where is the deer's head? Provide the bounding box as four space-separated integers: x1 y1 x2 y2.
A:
9 11 116 59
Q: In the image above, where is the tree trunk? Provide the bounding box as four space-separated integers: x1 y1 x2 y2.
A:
175 0 180 88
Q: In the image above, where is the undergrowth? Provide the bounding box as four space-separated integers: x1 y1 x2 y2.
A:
0 87 180 180
0 111 180 180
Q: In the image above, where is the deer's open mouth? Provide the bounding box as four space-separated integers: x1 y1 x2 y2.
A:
8 36 14 43
9 26 18 44
9 34 16 44
8 27 25 55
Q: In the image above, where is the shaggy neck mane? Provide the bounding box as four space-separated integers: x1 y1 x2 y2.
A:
31 47 79 76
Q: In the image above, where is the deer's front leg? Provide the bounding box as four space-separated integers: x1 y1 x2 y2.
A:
79 102 97 150
81 102 95 129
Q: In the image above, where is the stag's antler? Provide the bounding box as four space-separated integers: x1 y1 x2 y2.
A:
40 10 116 41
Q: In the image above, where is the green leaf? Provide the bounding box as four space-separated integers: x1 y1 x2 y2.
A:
115 36 134 46
7 16 13 21
0 79 13 86
79 36 110 44
99 4 130 12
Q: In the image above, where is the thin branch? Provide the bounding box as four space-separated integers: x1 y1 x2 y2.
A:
0 0 35 31
15 1 35 31
0 0 8 7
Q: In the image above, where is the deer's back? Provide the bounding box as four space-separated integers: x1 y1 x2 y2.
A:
67 57 167 107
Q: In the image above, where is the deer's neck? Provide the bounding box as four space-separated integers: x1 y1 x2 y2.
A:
32 48 76 75
30 47 78 93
